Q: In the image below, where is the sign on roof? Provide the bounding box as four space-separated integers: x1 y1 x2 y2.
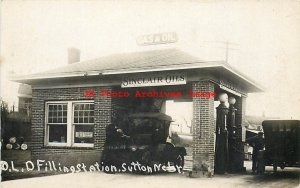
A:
121 73 186 88
136 32 178 46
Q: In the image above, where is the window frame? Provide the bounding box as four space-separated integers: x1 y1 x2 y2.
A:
45 100 94 148
72 102 95 147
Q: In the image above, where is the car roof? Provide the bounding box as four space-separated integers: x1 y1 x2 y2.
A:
262 120 300 127
128 113 172 122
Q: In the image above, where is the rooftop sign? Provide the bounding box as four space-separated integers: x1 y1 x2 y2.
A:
136 32 178 46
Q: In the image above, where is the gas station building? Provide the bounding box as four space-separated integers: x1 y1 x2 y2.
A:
14 48 263 174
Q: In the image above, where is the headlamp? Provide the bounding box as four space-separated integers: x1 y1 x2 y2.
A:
131 146 137 151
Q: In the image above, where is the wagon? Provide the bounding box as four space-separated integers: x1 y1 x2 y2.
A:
262 120 300 172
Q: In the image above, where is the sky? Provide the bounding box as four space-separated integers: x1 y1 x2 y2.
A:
1 0 300 119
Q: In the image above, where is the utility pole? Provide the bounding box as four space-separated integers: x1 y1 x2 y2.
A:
200 40 239 64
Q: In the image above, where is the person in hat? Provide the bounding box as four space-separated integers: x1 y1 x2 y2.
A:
248 132 265 174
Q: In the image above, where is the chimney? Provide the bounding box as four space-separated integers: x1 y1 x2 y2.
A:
68 48 80 64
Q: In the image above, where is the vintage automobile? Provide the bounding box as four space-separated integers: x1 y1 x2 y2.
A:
100 112 187 173
261 120 300 172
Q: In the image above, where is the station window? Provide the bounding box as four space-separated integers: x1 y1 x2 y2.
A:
73 103 94 144
45 101 94 147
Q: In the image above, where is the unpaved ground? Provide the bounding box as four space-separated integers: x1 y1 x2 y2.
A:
1 162 299 188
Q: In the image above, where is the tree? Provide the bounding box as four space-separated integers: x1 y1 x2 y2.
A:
1 100 9 127
1 100 9 148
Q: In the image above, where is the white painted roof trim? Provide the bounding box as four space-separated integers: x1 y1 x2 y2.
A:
11 61 222 81
11 61 264 92
221 65 265 92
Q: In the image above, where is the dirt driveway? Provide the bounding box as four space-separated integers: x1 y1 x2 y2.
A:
1 162 299 188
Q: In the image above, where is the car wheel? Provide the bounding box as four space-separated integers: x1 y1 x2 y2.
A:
139 150 153 174
101 152 116 174
273 164 278 172
141 150 151 165
280 163 285 170
175 155 184 172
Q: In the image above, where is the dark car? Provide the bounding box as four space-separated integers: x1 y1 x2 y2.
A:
101 112 186 173
261 120 300 172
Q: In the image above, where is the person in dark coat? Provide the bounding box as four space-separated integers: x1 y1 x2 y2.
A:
106 123 130 145
248 132 265 173
106 124 120 144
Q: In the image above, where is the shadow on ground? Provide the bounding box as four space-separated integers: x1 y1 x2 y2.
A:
243 167 300 187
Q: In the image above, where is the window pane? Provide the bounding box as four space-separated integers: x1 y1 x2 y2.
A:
52 112 58 123
48 104 67 124
63 112 67 123
48 124 67 143
73 103 94 123
74 124 94 144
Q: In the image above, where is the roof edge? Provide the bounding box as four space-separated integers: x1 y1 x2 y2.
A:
221 63 265 92
11 61 264 93
11 61 223 82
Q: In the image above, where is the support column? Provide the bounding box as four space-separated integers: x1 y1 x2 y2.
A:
192 81 215 175
94 87 113 151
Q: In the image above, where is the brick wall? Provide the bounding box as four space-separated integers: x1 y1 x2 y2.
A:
192 81 215 172
31 87 113 166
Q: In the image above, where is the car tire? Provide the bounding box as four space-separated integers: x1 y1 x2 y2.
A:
101 152 116 174
139 150 153 174
273 164 278 172
175 154 184 172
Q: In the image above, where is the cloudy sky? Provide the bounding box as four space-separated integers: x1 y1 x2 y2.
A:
1 0 300 119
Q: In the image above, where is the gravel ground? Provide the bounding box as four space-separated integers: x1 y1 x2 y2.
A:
1 161 299 188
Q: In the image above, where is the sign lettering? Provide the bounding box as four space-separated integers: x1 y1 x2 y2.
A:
136 32 178 46
121 73 186 88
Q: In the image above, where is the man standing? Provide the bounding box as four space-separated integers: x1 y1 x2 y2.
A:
248 132 265 174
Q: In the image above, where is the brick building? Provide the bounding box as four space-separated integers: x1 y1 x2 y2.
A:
13 48 262 172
